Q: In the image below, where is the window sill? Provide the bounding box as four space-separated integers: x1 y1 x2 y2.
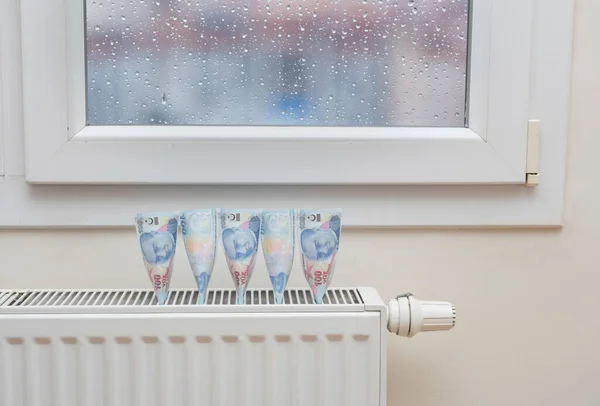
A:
0 176 563 228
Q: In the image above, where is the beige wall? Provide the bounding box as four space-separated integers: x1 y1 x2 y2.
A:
1 1 598 405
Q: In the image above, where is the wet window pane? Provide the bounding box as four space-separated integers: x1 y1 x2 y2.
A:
86 0 469 126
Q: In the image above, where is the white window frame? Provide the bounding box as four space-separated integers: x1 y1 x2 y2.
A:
24 0 526 185
0 0 573 227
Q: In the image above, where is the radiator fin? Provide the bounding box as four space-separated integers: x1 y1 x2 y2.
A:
0 288 364 314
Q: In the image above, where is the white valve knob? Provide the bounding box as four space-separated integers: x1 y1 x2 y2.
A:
387 293 456 338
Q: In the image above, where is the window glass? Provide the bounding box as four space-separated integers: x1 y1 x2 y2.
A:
86 0 469 126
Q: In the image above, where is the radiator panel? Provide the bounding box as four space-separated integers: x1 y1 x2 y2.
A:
0 312 381 406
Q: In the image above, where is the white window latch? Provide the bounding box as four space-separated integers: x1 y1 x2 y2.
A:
525 120 541 186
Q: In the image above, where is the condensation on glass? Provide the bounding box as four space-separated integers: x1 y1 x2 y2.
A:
86 0 469 127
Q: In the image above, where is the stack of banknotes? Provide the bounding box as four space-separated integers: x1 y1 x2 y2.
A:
135 209 342 305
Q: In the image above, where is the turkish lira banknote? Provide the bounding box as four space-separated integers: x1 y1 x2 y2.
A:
135 212 179 305
220 209 262 304
181 209 217 304
298 210 342 304
261 210 295 304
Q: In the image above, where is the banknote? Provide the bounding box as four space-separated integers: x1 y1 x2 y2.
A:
135 212 179 305
298 210 342 304
220 209 262 304
181 209 217 304
261 210 295 304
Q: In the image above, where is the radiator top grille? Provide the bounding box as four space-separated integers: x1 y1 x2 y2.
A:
0 288 366 314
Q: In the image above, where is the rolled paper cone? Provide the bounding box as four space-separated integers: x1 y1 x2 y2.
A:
135 212 180 305
195 273 210 305
237 288 246 305
156 290 169 306
219 209 262 305
262 210 295 304
271 275 288 304
298 210 342 304
313 285 329 304
180 209 218 304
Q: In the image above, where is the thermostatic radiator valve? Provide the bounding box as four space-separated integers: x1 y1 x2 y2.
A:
387 293 456 338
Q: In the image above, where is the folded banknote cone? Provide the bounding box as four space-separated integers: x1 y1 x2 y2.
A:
262 210 295 304
220 209 262 305
135 212 180 305
181 209 218 304
298 210 342 304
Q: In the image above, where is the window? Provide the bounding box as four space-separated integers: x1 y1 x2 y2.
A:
86 0 469 127
0 0 573 227
0 56 4 178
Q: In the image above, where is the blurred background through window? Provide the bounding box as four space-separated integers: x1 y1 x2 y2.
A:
86 0 469 127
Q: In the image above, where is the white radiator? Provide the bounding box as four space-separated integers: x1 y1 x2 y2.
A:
0 287 455 406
